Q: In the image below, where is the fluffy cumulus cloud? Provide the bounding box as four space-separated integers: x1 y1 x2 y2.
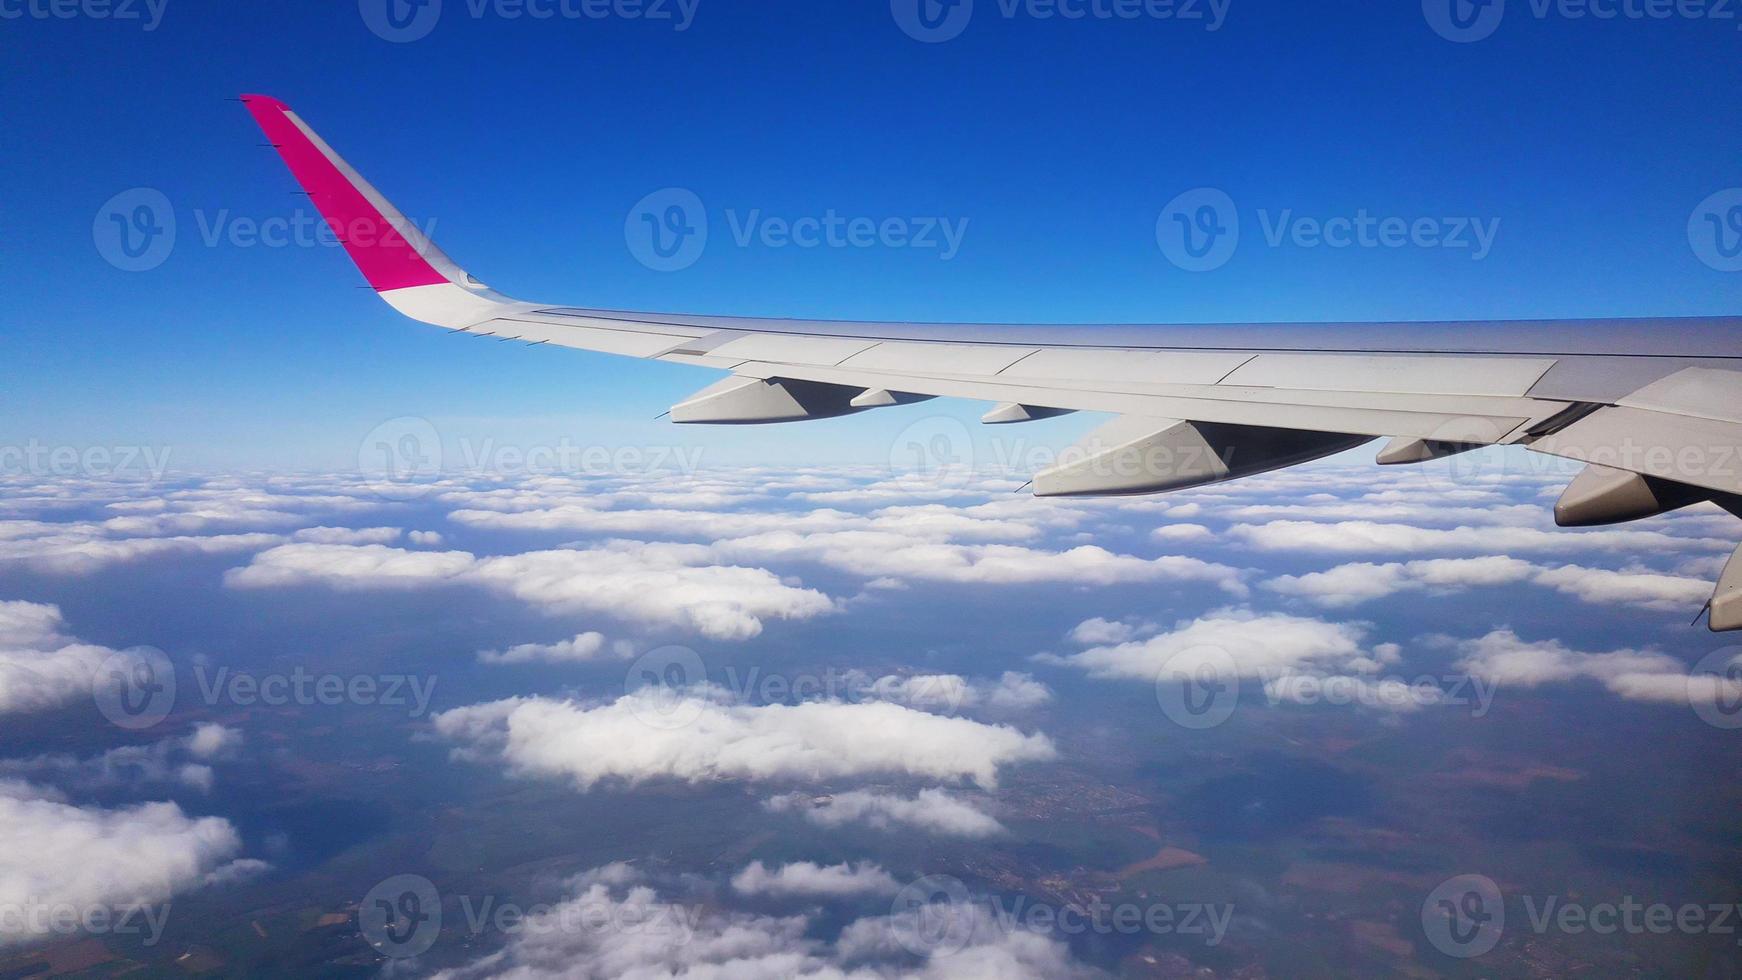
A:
1066 617 1141 645
731 861 900 899
1227 519 1729 556
714 530 1248 595
0 478 404 575
225 541 837 641
0 726 244 795
184 723 244 760
1264 557 1711 611
0 601 117 717
863 672 1053 713
290 526 404 545
479 632 619 665
432 691 1056 792
1051 609 1384 681
1450 630 1684 690
1435 629 1742 710
765 789 1007 839
0 782 260 947
428 863 1095 980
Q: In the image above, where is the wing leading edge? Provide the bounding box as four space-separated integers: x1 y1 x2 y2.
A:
240 94 1742 631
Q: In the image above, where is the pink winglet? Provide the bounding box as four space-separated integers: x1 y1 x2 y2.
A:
242 94 449 292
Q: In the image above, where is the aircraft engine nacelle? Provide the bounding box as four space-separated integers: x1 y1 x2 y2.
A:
1033 416 1370 497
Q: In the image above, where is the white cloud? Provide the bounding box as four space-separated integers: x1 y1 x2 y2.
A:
428 863 1094 980
715 530 1247 595
291 526 404 545
765 789 1006 839
1529 564 1713 610
1451 630 1684 689
1228 520 1728 556
1055 610 1383 681
479 632 612 665
863 672 1052 713
730 861 899 898
0 601 115 717
0 525 283 576
184 723 243 760
0 726 242 795
225 542 838 641
1150 523 1214 543
432 691 1055 792
1265 558 1711 611
1066 617 1140 645
1263 557 1536 608
0 784 255 947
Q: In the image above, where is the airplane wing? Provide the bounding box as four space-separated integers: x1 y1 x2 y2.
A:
241 94 1742 630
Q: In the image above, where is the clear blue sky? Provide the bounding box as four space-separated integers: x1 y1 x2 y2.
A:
4 0 1740 469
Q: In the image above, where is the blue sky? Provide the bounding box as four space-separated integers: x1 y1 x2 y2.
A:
4 0 1740 469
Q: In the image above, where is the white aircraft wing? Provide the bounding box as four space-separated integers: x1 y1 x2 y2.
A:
242 94 1742 630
